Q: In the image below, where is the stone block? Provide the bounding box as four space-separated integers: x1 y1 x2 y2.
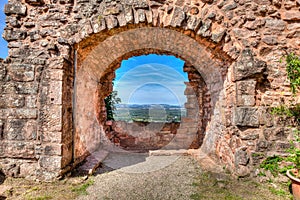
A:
235 148 249 166
170 7 185 27
240 129 260 140
233 107 259 127
197 19 212 37
25 0 45 6
35 143 62 156
132 0 148 8
4 3 27 16
235 165 250 177
0 94 25 108
258 107 273 127
186 16 201 31
0 64 6 81
256 140 269 152
14 109 38 119
281 11 300 21
124 5 134 24
15 82 38 94
263 127 290 141
265 19 286 31
134 9 146 24
6 119 37 141
105 15 118 30
233 49 266 81
236 80 256 106
3 29 27 41
25 96 37 108
39 156 62 171
41 106 62 132
211 24 226 43
274 141 291 152
49 81 63 105
0 108 37 119
41 132 62 143
19 162 38 179
0 141 35 158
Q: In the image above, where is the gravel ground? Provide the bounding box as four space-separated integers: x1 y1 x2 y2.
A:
77 154 202 200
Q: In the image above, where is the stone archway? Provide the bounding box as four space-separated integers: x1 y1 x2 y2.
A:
2 0 297 181
74 27 229 161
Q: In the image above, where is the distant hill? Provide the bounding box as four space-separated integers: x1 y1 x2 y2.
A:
115 104 184 109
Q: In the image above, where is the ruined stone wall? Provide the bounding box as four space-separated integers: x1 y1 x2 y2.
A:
0 0 299 181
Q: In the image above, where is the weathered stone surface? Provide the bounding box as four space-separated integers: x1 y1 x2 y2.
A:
0 95 25 108
197 19 212 37
240 129 260 140
9 64 35 82
5 119 37 141
3 29 27 41
235 148 249 166
256 140 269 152
0 141 35 158
105 15 118 29
263 127 290 141
233 107 259 127
186 16 201 31
281 11 300 21
236 80 256 106
233 49 266 81
4 3 27 16
262 36 278 45
211 25 226 43
265 19 286 31
236 165 250 177
39 156 62 171
0 62 6 81
132 0 149 9
25 0 45 6
170 7 185 27
243 19 265 30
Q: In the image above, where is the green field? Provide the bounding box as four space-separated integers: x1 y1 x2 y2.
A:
114 105 186 122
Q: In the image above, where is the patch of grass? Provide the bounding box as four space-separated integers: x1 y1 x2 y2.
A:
190 193 203 200
26 195 53 200
269 187 288 196
258 171 266 177
224 194 243 200
71 179 95 195
191 182 200 187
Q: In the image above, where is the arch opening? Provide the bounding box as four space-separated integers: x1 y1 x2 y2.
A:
93 53 212 152
74 27 226 161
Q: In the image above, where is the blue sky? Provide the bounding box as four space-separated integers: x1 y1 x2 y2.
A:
0 0 8 59
114 54 188 105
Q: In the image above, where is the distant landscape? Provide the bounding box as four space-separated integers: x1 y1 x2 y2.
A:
114 104 186 122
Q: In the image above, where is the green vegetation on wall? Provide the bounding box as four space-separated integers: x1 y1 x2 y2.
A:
261 53 300 177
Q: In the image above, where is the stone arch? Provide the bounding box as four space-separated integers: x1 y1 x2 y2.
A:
74 27 230 160
3 0 298 181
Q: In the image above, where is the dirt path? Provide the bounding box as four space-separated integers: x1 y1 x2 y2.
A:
77 153 291 200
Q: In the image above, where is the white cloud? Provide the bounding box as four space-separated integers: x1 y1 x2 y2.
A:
114 63 188 105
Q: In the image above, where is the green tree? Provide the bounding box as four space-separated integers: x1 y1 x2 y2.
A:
104 91 121 121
